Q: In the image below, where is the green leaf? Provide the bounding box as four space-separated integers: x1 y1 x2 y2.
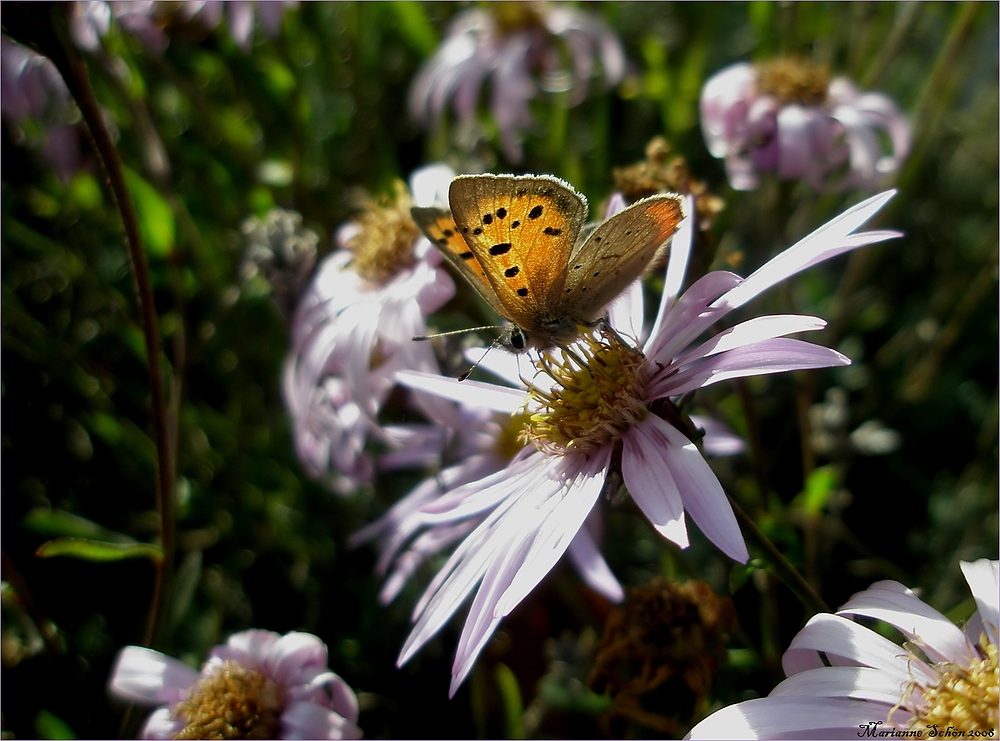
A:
22 508 136 543
124 168 175 258
494 663 524 739
35 538 162 563
389 2 438 56
35 710 76 740
801 465 839 514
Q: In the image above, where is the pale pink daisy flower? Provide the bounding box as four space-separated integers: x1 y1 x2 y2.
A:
688 559 999 739
351 193 743 609
108 629 362 739
388 190 899 696
409 3 625 162
700 59 909 192
282 165 458 493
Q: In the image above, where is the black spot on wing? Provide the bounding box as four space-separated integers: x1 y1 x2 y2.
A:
490 243 512 255
529 205 543 219
472 227 483 235
483 213 493 225
496 207 507 219
543 227 562 236
504 266 519 277
511 220 520 229
516 287 528 297
459 251 475 260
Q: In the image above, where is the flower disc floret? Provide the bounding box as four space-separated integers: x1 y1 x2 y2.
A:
346 182 419 284
522 330 647 454
904 635 999 733
173 660 283 740
756 57 830 106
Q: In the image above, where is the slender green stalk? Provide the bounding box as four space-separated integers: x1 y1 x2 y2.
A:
727 492 830 616
4 4 176 648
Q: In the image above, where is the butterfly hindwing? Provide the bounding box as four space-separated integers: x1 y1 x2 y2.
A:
448 174 588 328
411 206 509 319
559 193 684 317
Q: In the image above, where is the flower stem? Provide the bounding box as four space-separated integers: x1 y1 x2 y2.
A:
6 4 176 648
726 491 830 616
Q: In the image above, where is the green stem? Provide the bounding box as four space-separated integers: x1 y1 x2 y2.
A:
727 492 830 616
4 4 176 648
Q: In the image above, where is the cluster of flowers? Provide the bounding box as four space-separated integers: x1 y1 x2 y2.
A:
16 4 985 738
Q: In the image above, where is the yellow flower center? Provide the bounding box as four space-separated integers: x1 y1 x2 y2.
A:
346 181 419 285
172 660 284 740
496 410 533 460
520 329 647 455
491 2 547 36
756 57 830 106
904 635 999 734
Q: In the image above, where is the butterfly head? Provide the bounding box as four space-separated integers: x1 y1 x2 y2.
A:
498 324 531 353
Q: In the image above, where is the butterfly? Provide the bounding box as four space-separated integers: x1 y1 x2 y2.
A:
412 173 684 353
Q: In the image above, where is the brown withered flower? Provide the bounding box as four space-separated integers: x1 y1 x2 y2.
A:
588 578 737 736
613 136 725 234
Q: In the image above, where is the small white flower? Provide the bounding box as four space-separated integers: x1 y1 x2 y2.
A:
688 559 999 739
109 630 362 739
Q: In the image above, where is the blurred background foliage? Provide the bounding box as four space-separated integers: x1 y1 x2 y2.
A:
1 2 996 738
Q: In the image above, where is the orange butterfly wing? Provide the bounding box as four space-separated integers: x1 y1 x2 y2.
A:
447 174 588 330
411 206 509 319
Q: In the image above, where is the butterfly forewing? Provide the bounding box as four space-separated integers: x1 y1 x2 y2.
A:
448 174 588 327
559 194 684 317
411 206 510 319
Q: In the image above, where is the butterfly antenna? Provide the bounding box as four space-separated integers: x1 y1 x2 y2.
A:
412 325 503 341
457 336 507 382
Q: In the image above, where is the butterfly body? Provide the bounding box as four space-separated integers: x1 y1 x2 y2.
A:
413 174 684 353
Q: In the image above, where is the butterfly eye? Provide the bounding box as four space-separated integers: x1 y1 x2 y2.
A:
502 326 529 352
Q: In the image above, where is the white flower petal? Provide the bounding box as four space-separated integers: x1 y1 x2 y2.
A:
281 700 362 740
140 707 184 740
398 454 558 665
658 195 696 312
621 416 688 548
659 420 749 563
395 370 525 413
450 449 610 695
266 632 329 686
960 558 1000 645
687 697 898 740
410 163 457 208
108 646 199 706
770 665 909 705
567 525 625 603
837 580 975 665
605 277 644 347
677 314 828 363
653 338 850 399
782 613 930 686
715 190 898 311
